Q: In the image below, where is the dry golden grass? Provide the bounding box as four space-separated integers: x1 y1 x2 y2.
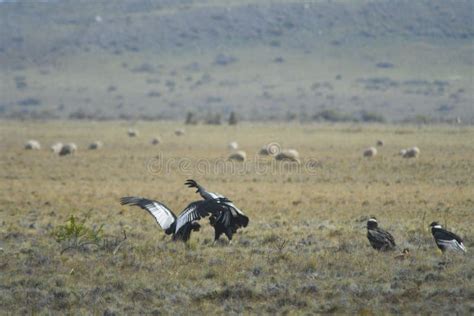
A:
0 121 473 314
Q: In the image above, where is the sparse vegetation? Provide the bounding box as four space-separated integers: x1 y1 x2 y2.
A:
1 121 472 314
17 97 41 107
52 215 104 254
360 110 386 123
313 109 355 122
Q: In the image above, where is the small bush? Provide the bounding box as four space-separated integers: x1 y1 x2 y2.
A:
147 91 161 98
185 112 198 125
52 215 104 254
131 63 155 73
228 112 238 125
285 111 297 121
402 115 434 124
214 54 238 66
376 62 395 68
360 111 386 123
15 76 27 90
313 110 355 122
107 85 117 92
18 98 41 107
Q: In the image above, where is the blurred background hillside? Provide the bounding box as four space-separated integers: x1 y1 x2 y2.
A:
0 0 472 123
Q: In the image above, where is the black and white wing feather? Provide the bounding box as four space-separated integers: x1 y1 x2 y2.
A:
174 198 230 233
185 179 246 216
185 179 222 200
433 229 467 253
225 201 246 217
120 196 176 230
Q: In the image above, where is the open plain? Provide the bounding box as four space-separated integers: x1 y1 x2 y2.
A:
0 121 473 314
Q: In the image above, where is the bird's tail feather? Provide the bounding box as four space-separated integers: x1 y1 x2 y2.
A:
120 196 141 205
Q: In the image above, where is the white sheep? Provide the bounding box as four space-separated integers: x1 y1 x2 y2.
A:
89 141 103 150
175 129 185 136
151 137 161 145
228 150 247 161
51 142 63 154
25 140 41 150
403 147 420 158
59 143 77 156
363 147 377 157
259 145 270 155
127 128 139 137
275 149 300 163
228 141 239 150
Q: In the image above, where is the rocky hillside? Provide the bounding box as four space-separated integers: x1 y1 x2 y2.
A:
0 0 472 122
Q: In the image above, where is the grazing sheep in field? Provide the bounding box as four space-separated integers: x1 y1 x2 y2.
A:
399 149 407 156
25 140 41 150
286 149 300 158
51 142 63 154
259 145 271 155
127 128 139 137
175 129 185 136
376 140 384 147
228 150 247 161
275 149 300 163
151 137 161 145
89 141 103 150
59 143 77 156
228 141 238 150
363 147 377 157
403 147 420 158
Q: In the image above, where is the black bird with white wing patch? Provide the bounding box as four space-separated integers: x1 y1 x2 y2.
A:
185 179 249 242
429 222 466 254
120 196 230 242
366 217 396 251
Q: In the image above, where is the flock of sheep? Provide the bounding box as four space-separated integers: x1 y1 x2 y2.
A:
25 140 79 156
227 143 301 163
25 139 93 156
22 127 187 156
363 140 420 159
24 128 420 162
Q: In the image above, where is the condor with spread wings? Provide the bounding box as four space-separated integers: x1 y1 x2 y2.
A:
185 179 249 242
120 196 231 242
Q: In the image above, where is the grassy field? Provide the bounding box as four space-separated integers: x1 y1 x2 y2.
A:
0 121 473 314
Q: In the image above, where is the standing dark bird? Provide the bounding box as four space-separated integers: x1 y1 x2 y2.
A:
185 179 249 243
120 196 230 242
366 218 396 251
429 222 466 253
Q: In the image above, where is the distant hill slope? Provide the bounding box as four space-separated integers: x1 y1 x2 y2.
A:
0 0 472 122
